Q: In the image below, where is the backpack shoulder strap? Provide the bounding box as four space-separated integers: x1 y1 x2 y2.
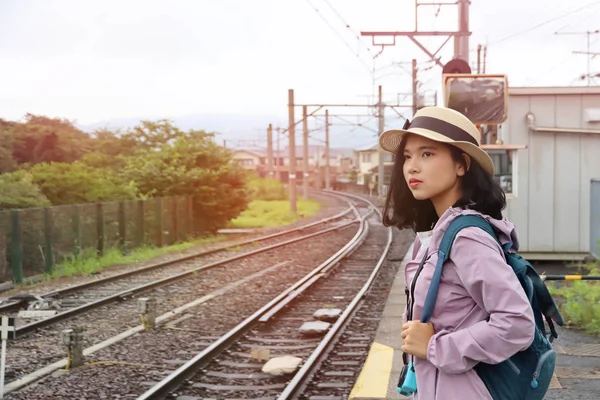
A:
420 215 497 322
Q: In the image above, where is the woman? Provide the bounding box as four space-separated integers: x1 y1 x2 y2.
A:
380 106 535 399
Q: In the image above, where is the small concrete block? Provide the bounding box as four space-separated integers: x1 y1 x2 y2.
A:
308 397 343 400
262 356 303 376
313 308 342 322
300 320 331 335
317 382 350 388
250 347 271 361
18 310 57 319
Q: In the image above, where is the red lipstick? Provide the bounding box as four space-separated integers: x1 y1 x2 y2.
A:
409 178 422 188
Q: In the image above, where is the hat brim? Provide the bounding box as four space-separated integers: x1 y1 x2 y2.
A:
379 127 495 176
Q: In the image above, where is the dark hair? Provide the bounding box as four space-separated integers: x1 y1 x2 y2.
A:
382 133 506 232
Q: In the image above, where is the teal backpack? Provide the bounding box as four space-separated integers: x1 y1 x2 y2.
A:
420 215 565 400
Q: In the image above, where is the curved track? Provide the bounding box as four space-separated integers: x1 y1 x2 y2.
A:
135 192 392 400
2 201 355 336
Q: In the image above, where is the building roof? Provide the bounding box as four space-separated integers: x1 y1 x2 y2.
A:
509 86 600 96
355 142 379 152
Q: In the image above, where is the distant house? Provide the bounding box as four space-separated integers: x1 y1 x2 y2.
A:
355 142 394 187
231 150 263 170
230 145 356 187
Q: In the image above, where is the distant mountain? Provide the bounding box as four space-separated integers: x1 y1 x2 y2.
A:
77 113 380 149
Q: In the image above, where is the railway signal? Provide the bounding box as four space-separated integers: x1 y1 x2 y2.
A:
442 73 509 125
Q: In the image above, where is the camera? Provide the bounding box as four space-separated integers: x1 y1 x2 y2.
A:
397 362 417 397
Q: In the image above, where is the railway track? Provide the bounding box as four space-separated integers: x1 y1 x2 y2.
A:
1 202 355 337
3 192 374 396
135 192 392 400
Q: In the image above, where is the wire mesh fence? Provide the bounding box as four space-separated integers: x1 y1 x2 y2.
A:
0 195 198 283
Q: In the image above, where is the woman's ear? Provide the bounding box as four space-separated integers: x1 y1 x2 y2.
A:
457 153 471 176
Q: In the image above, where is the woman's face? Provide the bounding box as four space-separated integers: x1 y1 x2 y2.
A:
402 134 466 205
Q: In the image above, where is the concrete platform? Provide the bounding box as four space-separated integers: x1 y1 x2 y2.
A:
348 243 600 400
348 244 413 400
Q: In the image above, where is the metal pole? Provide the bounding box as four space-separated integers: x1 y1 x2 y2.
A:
587 31 591 86
325 109 331 190
276 128 281 182
267 124 273 179
377 85 384 197
456 0 470 62
412 59 418 116
483 45 487 73
477 44 482 74
288 90 297 213
543 275 600 281
302 105 309 200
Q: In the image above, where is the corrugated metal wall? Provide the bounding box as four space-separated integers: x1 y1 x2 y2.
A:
591 179 600 259
502 92 600 257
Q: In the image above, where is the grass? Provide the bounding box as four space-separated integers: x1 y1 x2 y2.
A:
548 262 600 336
228 199 322 229
43 235 225 281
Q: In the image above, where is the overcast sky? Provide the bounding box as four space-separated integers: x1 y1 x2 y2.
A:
1 0 599 144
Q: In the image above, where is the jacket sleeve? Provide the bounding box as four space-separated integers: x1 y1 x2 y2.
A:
425 227 536 374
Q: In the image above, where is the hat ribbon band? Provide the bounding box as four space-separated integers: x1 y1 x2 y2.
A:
407 116 479 146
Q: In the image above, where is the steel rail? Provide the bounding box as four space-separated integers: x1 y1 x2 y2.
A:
277 191 393 399
136 199 373 400
15 215 361 336
0 205 354 314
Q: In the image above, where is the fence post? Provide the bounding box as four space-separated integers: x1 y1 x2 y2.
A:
10 210 23 284
138 199 145 247
172 197 179 244
73 206 81 258
155 198 163 248
187 196 194 238
118 201 127 254
43 207 54 272
96 203 105 257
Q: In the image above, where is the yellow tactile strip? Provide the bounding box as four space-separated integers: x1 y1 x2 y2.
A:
549 373 563 389
555 366 600 380
556 343 600 357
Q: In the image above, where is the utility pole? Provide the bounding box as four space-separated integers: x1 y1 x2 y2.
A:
276 127 281 182
483 45 487 73
555 30 600 86
325 109 331 191
288 89 297 213
267 124 273 179
377 85 385 197
456 0 470 62
302 105 309 200
476 44 482 74
361 1 471 65
412 59 418 116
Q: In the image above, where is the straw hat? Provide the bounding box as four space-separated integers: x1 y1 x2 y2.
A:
379 106 495 175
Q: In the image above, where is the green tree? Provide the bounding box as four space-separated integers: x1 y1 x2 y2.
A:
121 125 249 232
0 171 51 209
29 162 138 205
0 119 18 173
10 114 92 165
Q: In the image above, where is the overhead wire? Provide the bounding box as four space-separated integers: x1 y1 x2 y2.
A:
488 1 600 46
304 0 373 74
322 0 374 58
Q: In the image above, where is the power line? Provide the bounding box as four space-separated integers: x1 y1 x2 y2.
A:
489 1 600 46
322 0 374 58
304 0 373 74
554 3 600 33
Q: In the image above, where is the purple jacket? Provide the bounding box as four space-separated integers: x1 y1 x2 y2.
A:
404 207 536 400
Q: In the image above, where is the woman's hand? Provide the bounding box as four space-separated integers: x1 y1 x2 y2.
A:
401 321 435 359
